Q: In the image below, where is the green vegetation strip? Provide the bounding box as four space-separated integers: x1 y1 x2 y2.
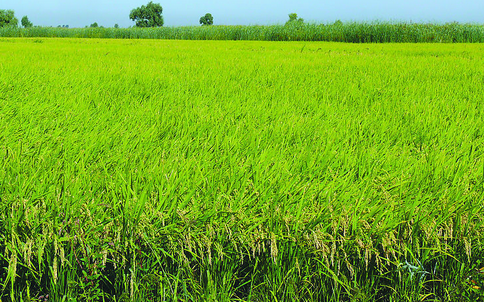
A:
0 38 484 301
1 21 484 43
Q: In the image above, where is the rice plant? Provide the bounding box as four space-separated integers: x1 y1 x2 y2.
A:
0 38 483 301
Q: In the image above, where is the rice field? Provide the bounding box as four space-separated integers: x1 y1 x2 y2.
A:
0 38 484 301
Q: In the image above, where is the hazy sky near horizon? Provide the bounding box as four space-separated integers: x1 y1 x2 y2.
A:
2 0 483 28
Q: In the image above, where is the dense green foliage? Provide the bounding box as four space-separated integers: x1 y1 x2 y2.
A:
0 9 18 28
199 13 214 26
129 1 164 28
1 38 484 301
1 21 483 42
286 13 304 25
21 16 33 28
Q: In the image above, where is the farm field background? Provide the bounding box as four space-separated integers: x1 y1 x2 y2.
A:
1 38 484 301
1 22 484 43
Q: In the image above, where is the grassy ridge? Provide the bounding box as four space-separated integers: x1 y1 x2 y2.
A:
1 21 484 42
0 38 484 301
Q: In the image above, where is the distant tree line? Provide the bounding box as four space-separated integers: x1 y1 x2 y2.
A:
0 4 313 29
1 3 217 29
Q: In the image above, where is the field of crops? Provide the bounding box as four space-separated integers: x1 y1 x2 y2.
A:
1 21 484 43
1 38 484 301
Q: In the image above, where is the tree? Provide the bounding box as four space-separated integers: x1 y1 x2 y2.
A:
90 22 99 28
0 10 18 27
114 24 119 28
21 16 33 28
286 13 304 25
129 2 163 27
333 20 343 26
199 13 213 26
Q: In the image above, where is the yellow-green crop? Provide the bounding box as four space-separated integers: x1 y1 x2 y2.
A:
0 38 484 301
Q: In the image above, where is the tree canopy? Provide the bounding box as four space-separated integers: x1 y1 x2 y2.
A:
286 13 304 25
130 2 164 27
199 13 214 26
21 16 33 28
0 10 18 27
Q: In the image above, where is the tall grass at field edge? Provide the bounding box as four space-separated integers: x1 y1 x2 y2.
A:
1 21 484 42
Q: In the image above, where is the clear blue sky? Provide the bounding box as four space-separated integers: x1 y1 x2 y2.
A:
2 0 483 28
